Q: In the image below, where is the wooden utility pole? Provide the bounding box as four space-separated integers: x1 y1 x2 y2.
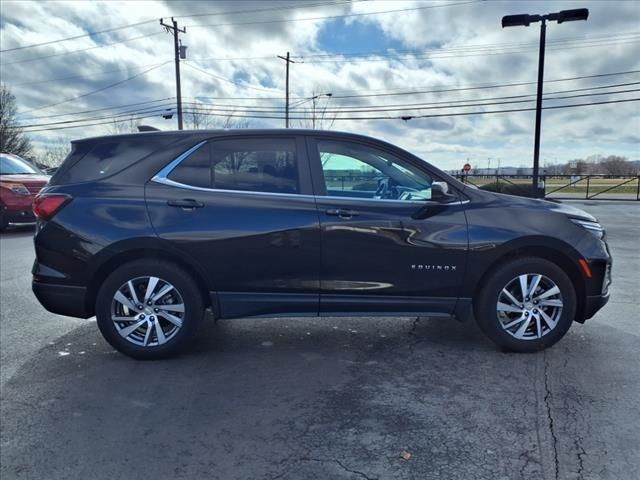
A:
277 52 295 128
160 18 186 130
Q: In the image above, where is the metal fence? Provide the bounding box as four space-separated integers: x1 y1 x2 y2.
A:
456 174 640 201
324 173 640 201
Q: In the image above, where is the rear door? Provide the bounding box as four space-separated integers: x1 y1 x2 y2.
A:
145 135 321 318
307 136 468 316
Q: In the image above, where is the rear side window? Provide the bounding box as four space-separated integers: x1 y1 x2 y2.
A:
167 144 211 188
168 137 299 194
51 136 178 185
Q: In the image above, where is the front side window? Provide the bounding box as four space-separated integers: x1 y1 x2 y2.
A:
167 138 299 194
317 140 433 201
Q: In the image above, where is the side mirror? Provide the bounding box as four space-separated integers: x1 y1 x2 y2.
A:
431 181 456 202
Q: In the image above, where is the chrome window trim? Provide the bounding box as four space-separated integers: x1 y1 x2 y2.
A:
151 142 468 207
151 140 207 182
152 176 468 206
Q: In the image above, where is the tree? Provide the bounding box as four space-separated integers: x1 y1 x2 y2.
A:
40 140 70 168
106 115 141 135
291 88 337 130
0 84 32 157
599 155 632 175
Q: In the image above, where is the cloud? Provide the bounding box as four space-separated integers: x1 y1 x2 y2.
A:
0 0 638 170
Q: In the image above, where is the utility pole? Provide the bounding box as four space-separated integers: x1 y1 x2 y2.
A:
160 17 186 130
277 52 295 128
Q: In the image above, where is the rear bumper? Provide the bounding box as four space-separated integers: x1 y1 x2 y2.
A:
1 206 35 223
32 281 92 318
584 292 610 320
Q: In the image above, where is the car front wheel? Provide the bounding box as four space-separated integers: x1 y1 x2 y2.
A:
96 260 203 359
475 257 576 352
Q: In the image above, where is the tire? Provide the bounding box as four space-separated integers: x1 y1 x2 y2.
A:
475 257 576 353
96 259 204 359
0 216 8 232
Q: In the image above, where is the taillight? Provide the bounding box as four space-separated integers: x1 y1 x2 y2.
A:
32 194 71 220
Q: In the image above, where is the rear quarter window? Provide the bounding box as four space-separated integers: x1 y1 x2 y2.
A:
51 136 178 185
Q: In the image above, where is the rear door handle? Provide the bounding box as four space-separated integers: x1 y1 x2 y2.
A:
325 208 359 219
167 199 204 209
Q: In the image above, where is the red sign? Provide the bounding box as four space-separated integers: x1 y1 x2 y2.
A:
463 163 471 172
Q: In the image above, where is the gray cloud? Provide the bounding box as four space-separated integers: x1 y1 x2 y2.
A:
0 0 638 169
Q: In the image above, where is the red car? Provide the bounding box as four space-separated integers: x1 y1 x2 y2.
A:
0 153 49 231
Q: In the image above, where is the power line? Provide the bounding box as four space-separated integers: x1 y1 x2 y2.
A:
7 63 172 88
181 82 640 112
298 38 640 64
17 82 637 126
17 69 638 121
18 98 176 121
17 90 639 130
21 62 169 113
0 19 158 53
0 0 357 53
182 62 283 93
1 32 166 66
294 31 640 59
187 1 478 29
174 0 358 19
17 106 177 129
20 98 640 132
188 69 640 100
177 89 640 115
323 70 640 99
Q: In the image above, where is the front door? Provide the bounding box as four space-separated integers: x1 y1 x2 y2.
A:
145 135 321 319
307 137 468 315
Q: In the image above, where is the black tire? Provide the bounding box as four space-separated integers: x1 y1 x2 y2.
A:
96 259 204 359
475 257 576 353
0 216 8 232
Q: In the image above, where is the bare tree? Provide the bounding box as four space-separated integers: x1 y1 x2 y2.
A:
291 88 337 130
41 140 70 168
0 84 32 157
185 100 214 130
106 115 141 135
599 155 633 175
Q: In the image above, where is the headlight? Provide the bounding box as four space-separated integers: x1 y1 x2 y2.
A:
0 182 30 195
570 218 604 239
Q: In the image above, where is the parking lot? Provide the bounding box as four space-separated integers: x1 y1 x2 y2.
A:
0 201 638 480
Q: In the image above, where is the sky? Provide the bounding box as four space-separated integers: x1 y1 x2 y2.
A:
1 0 638 171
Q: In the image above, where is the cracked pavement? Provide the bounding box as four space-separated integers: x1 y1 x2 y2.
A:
1 201 639 480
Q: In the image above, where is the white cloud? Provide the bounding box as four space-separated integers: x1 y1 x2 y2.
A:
0 0 638 170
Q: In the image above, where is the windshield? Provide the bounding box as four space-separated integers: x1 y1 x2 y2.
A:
0 153 39 175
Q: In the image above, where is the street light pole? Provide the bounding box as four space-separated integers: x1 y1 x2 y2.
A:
502 8 588 198
532 18 546 196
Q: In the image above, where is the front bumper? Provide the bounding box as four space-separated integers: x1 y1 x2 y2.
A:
584 292 610 320
32 281 92 318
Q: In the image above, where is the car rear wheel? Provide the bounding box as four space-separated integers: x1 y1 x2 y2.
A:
96 260 203 359
475 257 576 352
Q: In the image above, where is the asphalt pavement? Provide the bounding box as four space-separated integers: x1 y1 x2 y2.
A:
1 201 638 480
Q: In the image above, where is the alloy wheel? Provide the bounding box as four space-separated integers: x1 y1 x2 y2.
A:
496 273 564 340
110 276 185 347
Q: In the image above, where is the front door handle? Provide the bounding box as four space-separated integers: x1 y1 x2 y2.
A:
325 208 359 219
167 199 204 209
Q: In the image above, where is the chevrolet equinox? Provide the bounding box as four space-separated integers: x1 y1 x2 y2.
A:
31 130 612 359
